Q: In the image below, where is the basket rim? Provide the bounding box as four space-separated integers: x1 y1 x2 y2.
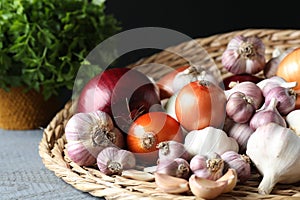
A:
39 28 300 200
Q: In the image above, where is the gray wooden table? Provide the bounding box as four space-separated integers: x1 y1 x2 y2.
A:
0 129 100 200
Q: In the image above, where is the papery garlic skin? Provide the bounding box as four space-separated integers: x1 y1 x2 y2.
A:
264 86 296 115
246 123 300 195
249 98 286 130
65 111 124 166
257 76 297 97
97 146 136 176
157 140 191 162
286 109 300 136
172 66 219 93
226 91 255 123
225 81 264 110
222 35 266 75
184 126 239 157
156 158 190 179
221 151 251 183
164 92 178 120
263 48 295 78
223 119 254 153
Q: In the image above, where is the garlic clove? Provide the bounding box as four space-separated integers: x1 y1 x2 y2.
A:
154 172 190 194
216 168 238 193
189 174 227 199
122 169 155 181
143 165 157 173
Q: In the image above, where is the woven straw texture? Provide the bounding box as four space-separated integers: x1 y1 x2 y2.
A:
39 29 300 199
0 86 61 130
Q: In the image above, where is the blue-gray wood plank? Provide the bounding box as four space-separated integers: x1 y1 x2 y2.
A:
0 129 100 200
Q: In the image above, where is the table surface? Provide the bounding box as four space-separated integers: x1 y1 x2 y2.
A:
0 129 100 200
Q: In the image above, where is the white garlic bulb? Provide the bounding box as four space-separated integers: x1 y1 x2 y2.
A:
286 109 300 136
184 126 239 156
246 122 300 195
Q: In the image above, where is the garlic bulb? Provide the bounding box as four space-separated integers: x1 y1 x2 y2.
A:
221 151 251 183
97 146 136 175
164 92 178 120
157 140 191 162
156 158 190 179
264 86 296 115
184 126 239 156
223 120 254 153
249 97 286 130
257 76 297 97
246 122 300 195
221 35 266 75
263 48 295 78
225 81 264 110
172 65 219 93
65 110 125 166
226 91 255 123
189 152 224 181
286 109 300 136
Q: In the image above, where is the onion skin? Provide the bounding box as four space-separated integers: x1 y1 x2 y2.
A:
127 112 184 165
175 80 227 131
276 47 300 91
77 68 129 114
156 65 189 100
77 67 161 132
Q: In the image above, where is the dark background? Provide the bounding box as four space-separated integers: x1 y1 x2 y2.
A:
105 1 300 67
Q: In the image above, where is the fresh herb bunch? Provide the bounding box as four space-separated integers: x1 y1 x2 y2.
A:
0 0 121 99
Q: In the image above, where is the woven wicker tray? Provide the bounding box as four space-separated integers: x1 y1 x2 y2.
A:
39 28 300 199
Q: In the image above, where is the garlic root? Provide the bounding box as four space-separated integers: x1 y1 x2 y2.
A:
258 171 277 195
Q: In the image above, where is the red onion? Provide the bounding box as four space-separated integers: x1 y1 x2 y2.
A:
223 74 263 90
77 67 161 132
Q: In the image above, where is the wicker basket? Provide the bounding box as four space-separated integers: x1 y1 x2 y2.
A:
0 86 62 130
39 28 300 199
